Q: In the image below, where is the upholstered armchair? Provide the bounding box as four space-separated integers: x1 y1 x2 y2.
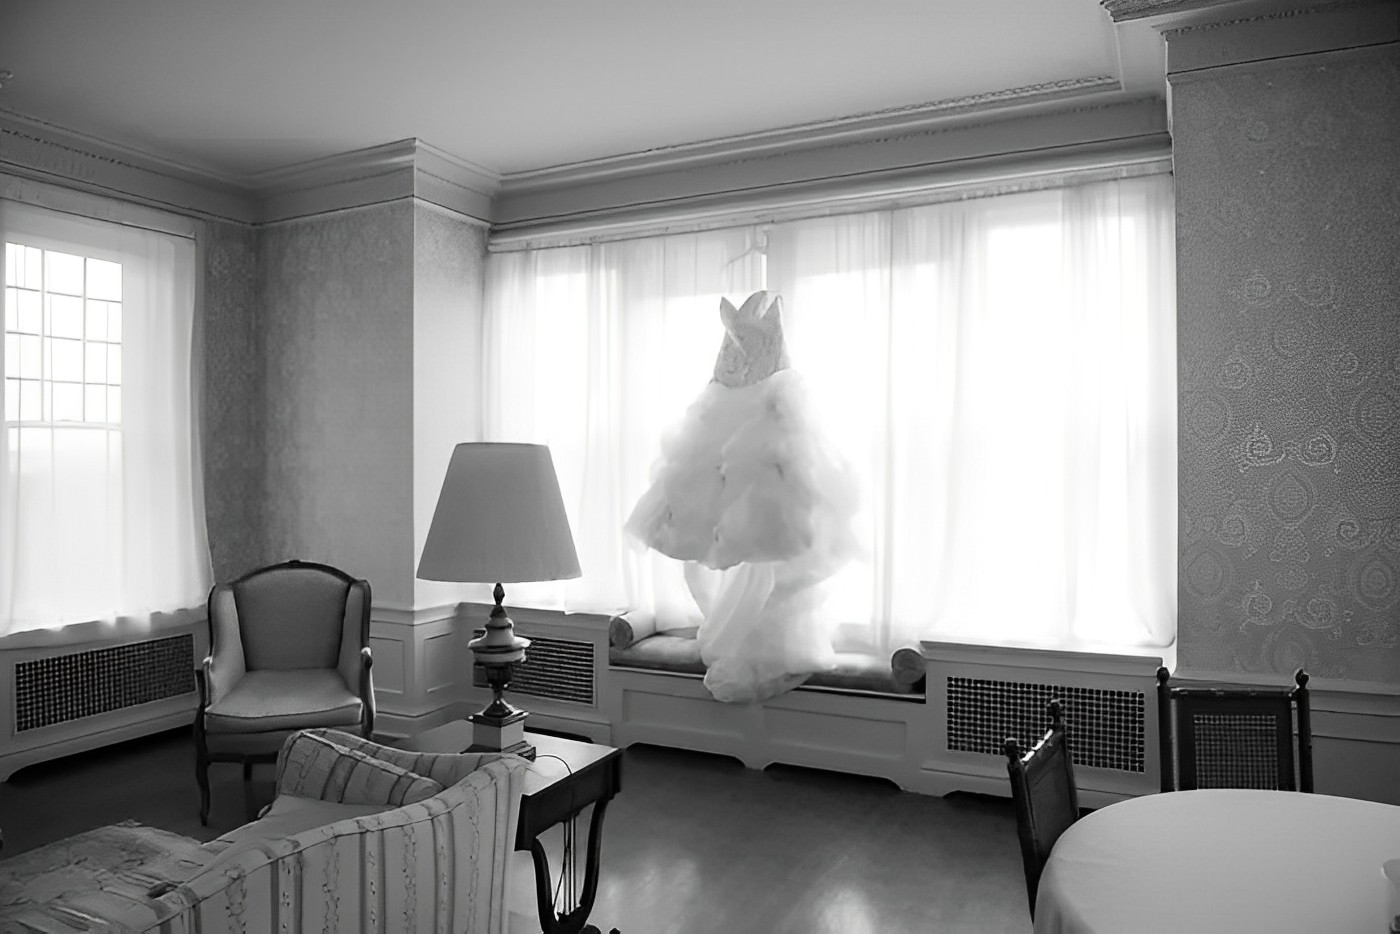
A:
195 559 374 824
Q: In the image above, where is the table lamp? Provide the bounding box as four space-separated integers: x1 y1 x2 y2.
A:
417 442 581 759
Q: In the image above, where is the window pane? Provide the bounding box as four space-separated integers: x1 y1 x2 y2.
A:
85 300 108 340
107 305 121 342
4 287 15 330
51 338 83 381
107 386 121 424
19 379 40 421
86 258 122 302
50 295 83 339
52 381 82 421
4 378 17 421
23 246 41 290
84 384 106 422
107 345 121 384
18 334 40 378
4 243 15 286
85 342 107 382
4 338 15 377
17 290 40 334
46 251 84 296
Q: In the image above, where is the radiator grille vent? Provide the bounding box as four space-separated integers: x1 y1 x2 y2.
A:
475 634 594 706
947 676 1145 773
15 634 196 732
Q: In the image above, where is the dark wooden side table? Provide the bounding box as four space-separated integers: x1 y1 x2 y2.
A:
405 722 622 934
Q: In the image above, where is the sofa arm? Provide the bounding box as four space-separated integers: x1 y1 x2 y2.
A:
167 756 527 934
307 727 521 787
274 730 444 807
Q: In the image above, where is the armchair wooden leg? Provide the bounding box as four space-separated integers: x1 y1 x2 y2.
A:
195 744 211 826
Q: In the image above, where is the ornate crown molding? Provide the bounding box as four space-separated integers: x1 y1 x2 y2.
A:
492 91 1168 234
1158 0 1398 74
1158 0 1389 36
1101 0 1243 22
502 76 1122 191
0 113 502 227
251 138 498 225
0 107 258 224
1102 0 1387 28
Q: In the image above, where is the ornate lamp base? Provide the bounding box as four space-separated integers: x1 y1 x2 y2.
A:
466 583 537 760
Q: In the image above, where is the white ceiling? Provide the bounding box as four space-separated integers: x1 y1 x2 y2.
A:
0 0 1166 182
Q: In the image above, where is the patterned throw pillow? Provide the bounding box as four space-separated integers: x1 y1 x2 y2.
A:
278 731 444 806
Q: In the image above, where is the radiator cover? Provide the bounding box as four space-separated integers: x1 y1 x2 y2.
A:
922 641 1162 804
947 675 1145 772
14 633 196 732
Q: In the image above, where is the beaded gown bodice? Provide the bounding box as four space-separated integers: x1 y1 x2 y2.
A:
712 290 790 388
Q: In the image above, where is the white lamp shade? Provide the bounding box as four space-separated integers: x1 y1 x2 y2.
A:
417 443 581 584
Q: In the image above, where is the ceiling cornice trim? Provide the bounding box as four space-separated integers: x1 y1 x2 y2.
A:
492 93 1169 233
0 108 258 224
1101 0 1243 22
488 146 1172 253
1100 0 1389 27
251 139 417 225
245 139 502 226
1159 0 1392 35
502 76 1122 191
252 138 499 226
1158 0 1398 74
412 141 499 225
0 117 504 227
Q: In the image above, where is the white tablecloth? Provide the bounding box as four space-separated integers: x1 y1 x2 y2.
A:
1035 789 1400 934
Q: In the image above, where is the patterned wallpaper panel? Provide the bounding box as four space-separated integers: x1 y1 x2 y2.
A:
1172 46 1400 684
201 219 267 581
412 205 487 610
258 202 416 606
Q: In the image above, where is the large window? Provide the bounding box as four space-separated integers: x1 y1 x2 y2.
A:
483 175 1176 655
0 200 210 636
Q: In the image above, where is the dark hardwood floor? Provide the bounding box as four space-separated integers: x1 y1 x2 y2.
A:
0 729 1031 933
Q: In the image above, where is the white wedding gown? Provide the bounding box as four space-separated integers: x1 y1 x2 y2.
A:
625 291 859 702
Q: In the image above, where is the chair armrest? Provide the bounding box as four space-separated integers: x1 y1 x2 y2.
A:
204 585 247 706
336 579 371 693
359 646 375 736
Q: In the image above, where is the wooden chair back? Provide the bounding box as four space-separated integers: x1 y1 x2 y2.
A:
1005 699 1080 918
1157 667 1313 793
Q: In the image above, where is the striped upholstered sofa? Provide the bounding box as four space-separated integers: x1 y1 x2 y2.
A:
0 729 527 933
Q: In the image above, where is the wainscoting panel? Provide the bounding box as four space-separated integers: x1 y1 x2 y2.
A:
368 604 465 738
1290 681 1399 806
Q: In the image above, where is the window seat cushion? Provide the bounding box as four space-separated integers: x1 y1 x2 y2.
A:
609 631 925 698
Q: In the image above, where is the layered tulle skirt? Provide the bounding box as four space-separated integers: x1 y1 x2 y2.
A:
625 370 860 702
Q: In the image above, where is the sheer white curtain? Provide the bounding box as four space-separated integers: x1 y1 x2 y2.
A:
483 174 1175 655
481 229 763 619
0 200 211 637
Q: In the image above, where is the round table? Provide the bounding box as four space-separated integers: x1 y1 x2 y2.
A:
1034 789 1400 934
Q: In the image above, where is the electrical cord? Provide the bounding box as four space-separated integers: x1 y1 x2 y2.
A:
530 754 578 914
